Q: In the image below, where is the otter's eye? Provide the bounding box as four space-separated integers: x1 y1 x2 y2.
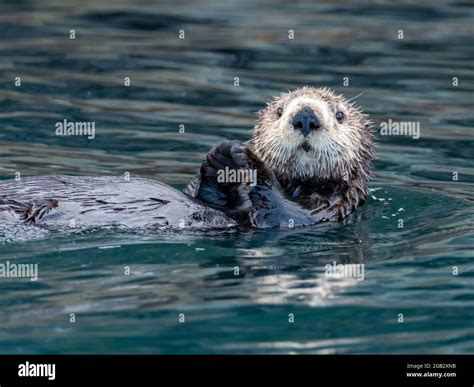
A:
276 107 283 118
335 111 344 123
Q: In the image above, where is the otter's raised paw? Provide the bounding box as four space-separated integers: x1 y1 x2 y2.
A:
189 140 254 219
206 140 249 171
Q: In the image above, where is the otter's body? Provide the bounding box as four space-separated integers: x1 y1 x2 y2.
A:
0 87 374 231
0 176 236 230
0 174 318 230
188 87 374 226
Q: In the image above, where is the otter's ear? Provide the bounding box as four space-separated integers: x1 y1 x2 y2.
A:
364 122 376 133
256 107 267 119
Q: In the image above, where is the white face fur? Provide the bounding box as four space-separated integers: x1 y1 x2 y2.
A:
252 88 372 182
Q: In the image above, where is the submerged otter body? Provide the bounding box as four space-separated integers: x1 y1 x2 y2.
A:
0 87 374 231
0 176 236 230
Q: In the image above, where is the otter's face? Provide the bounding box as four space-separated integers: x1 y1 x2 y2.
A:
252 87 373 182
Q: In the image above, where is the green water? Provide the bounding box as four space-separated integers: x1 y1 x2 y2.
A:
0 0 473 353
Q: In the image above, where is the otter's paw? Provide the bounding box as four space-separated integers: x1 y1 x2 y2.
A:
206 140 249 171
195 140 254 217
208 141 253 215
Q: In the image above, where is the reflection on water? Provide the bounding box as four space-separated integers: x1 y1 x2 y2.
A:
0 0 473 353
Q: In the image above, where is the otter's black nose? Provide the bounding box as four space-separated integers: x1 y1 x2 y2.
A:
292 107 320 136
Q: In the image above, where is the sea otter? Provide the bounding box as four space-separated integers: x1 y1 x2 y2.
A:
0 87 373 230
185 86 374 228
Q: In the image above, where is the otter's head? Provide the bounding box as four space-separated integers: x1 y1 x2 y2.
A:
251 87 374 183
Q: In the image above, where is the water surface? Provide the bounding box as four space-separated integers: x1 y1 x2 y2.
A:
0 0 473 353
